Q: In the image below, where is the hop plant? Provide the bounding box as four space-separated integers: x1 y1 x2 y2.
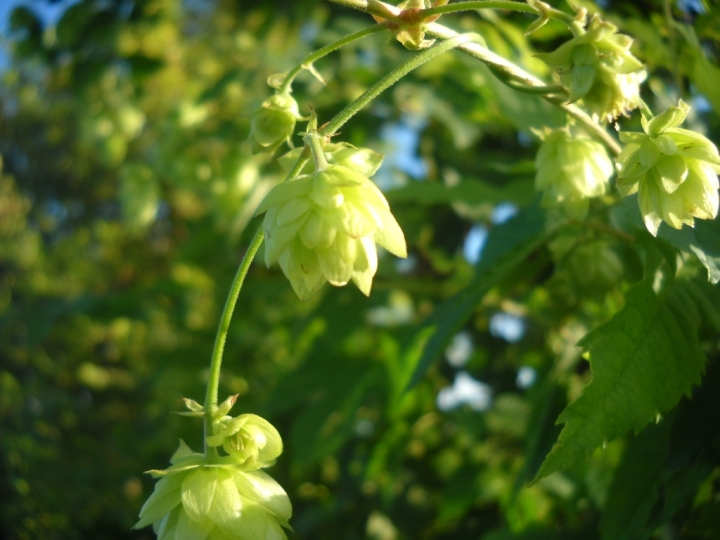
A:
135 410 291 540
616 100 720 236
256 150 407 299
250 93 302 152
537 15 645 121
535 128 613 219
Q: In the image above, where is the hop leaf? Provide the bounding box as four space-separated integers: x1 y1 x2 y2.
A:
537 15 646 121
256 163 407 299
616 100 720 236
535 128 613 218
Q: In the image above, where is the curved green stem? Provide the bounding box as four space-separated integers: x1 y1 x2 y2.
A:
202 148 312 458
419 1 575 27
279 23 390 94
203 227 264 457
329 0 619 155
318 32 480 137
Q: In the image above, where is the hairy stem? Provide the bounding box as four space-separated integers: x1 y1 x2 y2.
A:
328 0 620 155
305 132 330 169
419 0 575 27
280 23 391 93
203 148 311 458
318 32 480 137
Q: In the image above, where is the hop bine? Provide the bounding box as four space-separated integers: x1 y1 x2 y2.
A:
135 399 292 540
534 128 613 219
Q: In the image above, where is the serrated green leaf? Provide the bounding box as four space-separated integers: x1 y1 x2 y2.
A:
600 421 670 540
613 196 720 284
535 280 706 481
407 204 553 389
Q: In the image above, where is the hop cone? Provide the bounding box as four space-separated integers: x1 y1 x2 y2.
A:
537 15 645 121
616 100 720 236
256 159 406 300
135 416 291 540
250 93 302 152
535 129 613 219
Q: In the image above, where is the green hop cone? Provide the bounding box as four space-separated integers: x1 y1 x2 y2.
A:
256 163 407 299
135 433 291 539
369 0 449 50
206 414 283 469
250 93 302 152
535 128 613 219
616 100 720 236
537 14 645 121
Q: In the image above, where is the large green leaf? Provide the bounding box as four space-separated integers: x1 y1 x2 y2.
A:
535 280 706 480
612 195 720 284
407 204 553 389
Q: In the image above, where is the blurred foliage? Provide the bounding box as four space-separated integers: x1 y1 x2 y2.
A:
0 0 719 539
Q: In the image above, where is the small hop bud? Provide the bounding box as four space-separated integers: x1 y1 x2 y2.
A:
370 0 448 50
537 15 646 121
616 100 720 236
135 434 291 539
256 163 407 299
206 414 283 469
250 93 302 152
535 128 613 219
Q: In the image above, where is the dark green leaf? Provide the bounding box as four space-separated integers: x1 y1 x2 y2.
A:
600 421 670 540
535 280 706 480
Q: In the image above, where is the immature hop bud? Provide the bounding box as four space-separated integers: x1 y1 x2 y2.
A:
256 161 407 299
135 416 291 540
535 128 613 219
537 15 645 121
250 93 302 151
616 100 720 236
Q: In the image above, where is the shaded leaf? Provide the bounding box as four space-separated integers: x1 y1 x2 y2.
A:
600 421 670 540
535 280 706 480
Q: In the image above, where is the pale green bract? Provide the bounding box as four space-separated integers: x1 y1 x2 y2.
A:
534 128 613 219
616 100 720 236
135 417 291 540
256 161 407 299
537 14 645 122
